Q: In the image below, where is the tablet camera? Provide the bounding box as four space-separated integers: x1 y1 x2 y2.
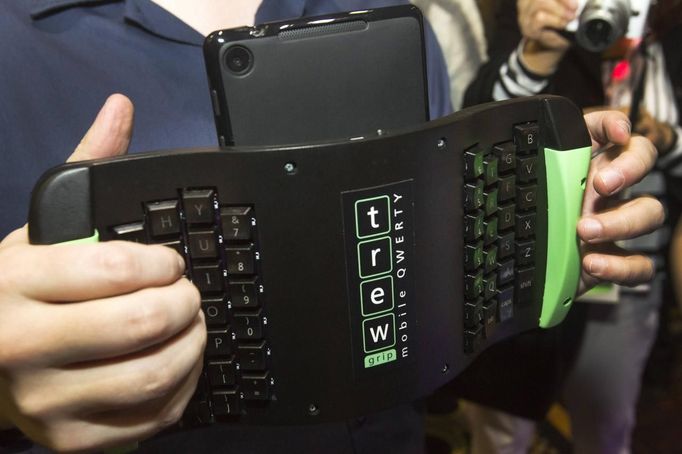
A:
225 46 253 74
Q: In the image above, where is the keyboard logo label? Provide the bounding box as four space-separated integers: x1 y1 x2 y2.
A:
343 180 415 378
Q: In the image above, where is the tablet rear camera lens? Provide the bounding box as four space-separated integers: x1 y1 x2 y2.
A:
225 46 252 74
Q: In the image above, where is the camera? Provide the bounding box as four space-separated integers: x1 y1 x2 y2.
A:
566 0 651 52
224 45 253 74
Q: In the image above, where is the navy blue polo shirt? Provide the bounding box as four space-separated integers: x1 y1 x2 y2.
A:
0 0 451 452
0 0 451 238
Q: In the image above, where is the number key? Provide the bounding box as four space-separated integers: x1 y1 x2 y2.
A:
233 312 263 340
230 279 260 308
221 206 253 241
225 244 256 275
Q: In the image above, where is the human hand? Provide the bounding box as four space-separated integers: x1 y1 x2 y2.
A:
631 107 677 156
577 110 664 293
0 95 205 451
517 0 578 75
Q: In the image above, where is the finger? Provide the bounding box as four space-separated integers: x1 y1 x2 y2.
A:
0 225 28 248
532 10 572 32
78 356 203 451
6 241 185 302
578 196 665 243
15 278 201 365
584 110 631 148
16 314 205 418
591 136 657 196
557 0 578 13
68 94 134 163
79 355 204 452
582 250 655 286
537 29 572 48
22 324 204 453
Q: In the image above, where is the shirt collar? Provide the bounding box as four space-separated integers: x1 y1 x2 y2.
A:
29 0 311 45
29 0 205 46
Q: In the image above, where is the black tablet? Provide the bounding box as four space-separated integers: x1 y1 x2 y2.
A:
203 5 429 146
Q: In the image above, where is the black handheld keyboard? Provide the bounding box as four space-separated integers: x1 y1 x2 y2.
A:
28 95 591 425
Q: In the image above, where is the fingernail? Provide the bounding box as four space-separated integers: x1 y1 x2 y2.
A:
177 254 187 272
580 217 603 241
618 119 631 136
598 167 625 194
588 256 607 276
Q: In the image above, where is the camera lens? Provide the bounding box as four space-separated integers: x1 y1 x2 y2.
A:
576 0 630 52
585 19 613 49
225 46 253 74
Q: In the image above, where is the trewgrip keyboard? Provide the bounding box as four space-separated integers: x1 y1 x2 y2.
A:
28 95 591 425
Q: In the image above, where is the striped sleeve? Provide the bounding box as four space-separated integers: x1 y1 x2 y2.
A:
493 40 550 101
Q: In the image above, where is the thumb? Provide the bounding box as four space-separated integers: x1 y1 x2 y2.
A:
68 93 134 163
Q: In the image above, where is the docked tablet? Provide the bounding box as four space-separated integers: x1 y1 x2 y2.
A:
203 5 429 146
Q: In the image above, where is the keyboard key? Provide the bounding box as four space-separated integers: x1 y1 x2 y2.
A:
498 174 516 202
497 204 515 231
211 390 240 416
183 189 216 225
515 212 537 239
226 244 256 275
483 245 498 274
496 286 514 322
464 210 485 241
483 273 498 301
464 146 484 180
183 400 212 425
188 229 219 259
464 298 483 328
493 142 516 173
514 122 539 152
515 239 536 266
202 297 228 327
208 360 236 387
515 267 535 304
112 222 146 243
465 270 484 300
497 259 515 286
161 240 185 259
483 217 498 246
221 206 254 241
234 312 263 340
241 372 271 400
192 263 225 293
497 231 515 259
483 187 498 217
482 300 498 338
464 241 484 271
230 279 260 309
516 155 537 182
517 184 537 210
145 200 181 238
483 155 499 186
464 180 484 211
206 330 233 357
464 325 483 354
239 341 268 371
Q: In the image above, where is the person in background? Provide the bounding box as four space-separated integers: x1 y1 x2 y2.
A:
410 0 488 110
0 0 665 452
461 0 682 452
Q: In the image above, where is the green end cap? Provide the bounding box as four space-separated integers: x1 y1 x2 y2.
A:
58 229 100 245
540 146 591 328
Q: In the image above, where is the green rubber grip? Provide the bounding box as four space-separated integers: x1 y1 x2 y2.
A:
539 146 591 328
57 230 100 245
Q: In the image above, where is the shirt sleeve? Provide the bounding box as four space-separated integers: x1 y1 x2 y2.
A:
492 40 551 101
